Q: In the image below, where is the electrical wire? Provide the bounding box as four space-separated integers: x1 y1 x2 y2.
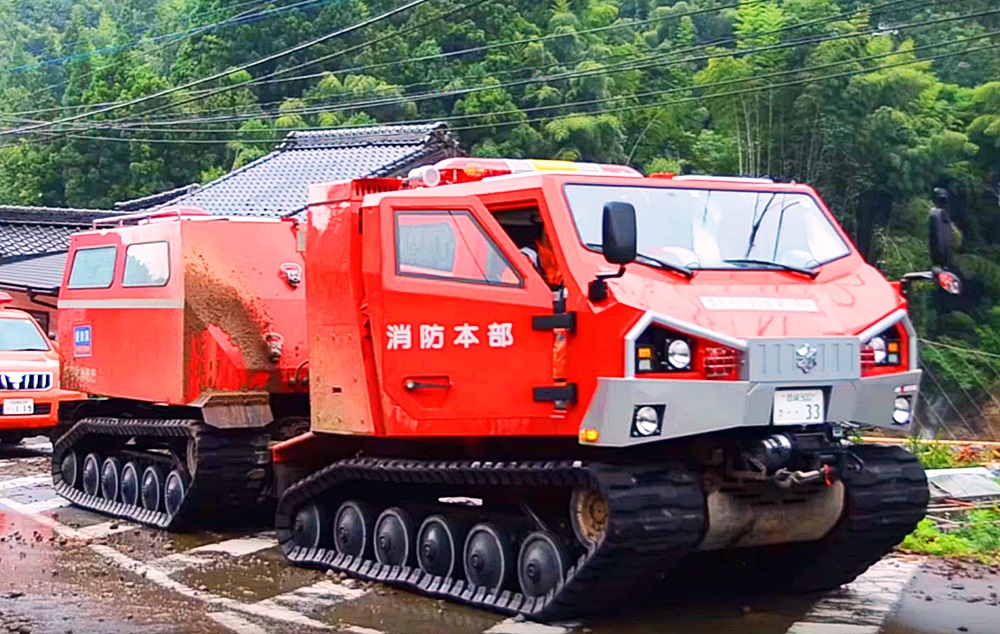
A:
0 0 436 137
27 39 997 145
79 0 984 132
78 15 1000 136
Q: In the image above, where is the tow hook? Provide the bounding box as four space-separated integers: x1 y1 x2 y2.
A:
773 468 828 489
265 333 284 363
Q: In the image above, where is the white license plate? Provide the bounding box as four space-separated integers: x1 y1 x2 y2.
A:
3 398 34 415
773 390 824 424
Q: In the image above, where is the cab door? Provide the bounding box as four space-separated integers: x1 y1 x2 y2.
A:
365 195 559 438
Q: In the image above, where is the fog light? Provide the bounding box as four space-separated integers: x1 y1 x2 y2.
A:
631 405 663 437
892 396 911 426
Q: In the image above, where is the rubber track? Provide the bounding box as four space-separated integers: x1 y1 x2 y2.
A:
51 417 270 531
275 458 706 621
685 444 929 593
777 443 930 591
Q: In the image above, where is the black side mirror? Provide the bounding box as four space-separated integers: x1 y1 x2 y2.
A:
589 202 637 302
601 201 637 265
928 205 956 269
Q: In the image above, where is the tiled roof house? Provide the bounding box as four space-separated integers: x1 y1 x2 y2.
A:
0 122 461 330
115 122 460 217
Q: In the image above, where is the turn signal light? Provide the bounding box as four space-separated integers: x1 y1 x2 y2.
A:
579 428 600 443
704 347 738 379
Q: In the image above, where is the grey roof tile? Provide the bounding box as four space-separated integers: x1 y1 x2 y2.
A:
126 122 459 218
0 252 67 292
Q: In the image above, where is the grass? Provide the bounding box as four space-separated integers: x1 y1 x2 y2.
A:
891 438 1000 562
901 509 1000 563
905 437 1000 470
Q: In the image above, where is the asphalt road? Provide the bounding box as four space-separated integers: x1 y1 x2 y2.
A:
1 438 998 634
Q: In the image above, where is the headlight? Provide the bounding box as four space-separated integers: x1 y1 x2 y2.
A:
632 405 662 437
869 336 887 364
667 339 691 370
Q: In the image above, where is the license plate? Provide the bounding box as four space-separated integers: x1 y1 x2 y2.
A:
3 398 34 416
773 390 824 424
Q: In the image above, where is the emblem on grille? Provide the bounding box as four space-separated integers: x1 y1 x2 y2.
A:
794 344 818 374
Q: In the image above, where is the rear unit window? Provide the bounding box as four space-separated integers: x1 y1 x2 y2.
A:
67 246 117 289
123 242 170 287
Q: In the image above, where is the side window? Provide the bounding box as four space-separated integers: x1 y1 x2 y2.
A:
123 242 170 287
395 211 521 287
67 246 117 289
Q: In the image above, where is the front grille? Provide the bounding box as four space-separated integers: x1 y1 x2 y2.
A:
747 338 861 382
0 372 54 391
0 403 50 416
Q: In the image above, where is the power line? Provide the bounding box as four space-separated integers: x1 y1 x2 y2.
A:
0 0 946 125
31 38 997 145
2 0 333 75
88 0 981 133
0 0 435 138
84 14 1000 136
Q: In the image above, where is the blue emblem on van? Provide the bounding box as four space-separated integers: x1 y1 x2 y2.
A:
73 325 92 358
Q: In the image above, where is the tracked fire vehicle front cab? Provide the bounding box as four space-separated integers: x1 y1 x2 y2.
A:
274 158 957 621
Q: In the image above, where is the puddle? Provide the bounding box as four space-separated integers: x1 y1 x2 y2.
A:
173 545 325 602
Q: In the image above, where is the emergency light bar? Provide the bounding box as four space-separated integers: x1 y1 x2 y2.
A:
0 292 12 306
407 157 642 187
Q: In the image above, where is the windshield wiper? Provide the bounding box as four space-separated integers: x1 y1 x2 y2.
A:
723 258 819 279
636 253 695 279
585 243 694 279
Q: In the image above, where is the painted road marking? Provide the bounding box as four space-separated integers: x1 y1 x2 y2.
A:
90 543 332 629
148 552 215 575
0 474 49 492
484 619 577 634
189 534 275 557
207 611 270 634
785 557 923 634
0 496 142 541
20 497 70 513
342 626 387 634
258 579 368 614
146 534 276 575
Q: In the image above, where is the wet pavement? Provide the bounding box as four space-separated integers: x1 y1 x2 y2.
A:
1 437 999 634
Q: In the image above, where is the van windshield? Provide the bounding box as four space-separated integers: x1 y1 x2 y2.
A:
563 184 851 273
0 319 49 352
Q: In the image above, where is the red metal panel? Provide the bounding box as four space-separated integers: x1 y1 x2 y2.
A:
58 213 307 406
365 195 563 438
304 183 381 436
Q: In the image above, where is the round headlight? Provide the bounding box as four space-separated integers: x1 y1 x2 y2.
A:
667 339 691 370
869 336 887 364
892 397 911 425
634 406 659 436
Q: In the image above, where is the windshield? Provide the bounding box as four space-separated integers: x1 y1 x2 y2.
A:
0 318 49 352
564 184 851 273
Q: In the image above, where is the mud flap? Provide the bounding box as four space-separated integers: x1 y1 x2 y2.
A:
192 392 273 429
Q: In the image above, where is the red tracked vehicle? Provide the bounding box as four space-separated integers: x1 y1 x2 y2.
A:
271 157 958 620
52 208 308 528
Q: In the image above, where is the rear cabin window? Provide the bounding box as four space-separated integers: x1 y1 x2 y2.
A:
395 211 521 287
123 242 170 287
67 246 117 289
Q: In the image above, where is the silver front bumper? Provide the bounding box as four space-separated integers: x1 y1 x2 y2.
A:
579 370 921 447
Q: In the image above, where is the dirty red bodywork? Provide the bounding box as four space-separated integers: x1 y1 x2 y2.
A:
58 210 308 406
275 159 911 460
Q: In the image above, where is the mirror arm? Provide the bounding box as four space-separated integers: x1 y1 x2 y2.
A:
588 265 627 303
